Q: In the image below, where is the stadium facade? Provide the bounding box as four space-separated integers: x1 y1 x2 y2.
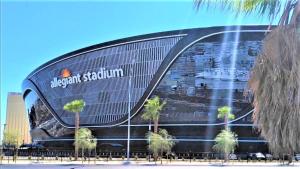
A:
22 26 269 153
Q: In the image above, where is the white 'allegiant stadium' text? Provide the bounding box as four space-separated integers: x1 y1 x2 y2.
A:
50 68 124 88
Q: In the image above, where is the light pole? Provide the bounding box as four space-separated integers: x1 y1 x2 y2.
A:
127 58 134 162
148 121 151 162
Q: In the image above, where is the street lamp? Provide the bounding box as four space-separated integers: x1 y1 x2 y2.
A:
148 120 151 162
127 58 135 162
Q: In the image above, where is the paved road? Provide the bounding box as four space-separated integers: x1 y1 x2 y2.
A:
1 164 300 169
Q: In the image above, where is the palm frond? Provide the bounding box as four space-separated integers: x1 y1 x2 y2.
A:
249 25 300 154
213 129 238 154
217 106 234 120
76 128 97 150
63 99 85 113
146 129 175 155
194 0 284 20
141 96 166 122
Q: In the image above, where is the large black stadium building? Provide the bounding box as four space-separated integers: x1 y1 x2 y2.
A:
22 25 269 153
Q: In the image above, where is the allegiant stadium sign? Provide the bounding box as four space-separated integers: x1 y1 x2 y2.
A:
50 67 124 88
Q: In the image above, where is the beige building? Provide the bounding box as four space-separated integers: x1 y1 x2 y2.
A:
5 92 31 145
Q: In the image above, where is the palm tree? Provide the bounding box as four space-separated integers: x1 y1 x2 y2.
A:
141 96 166 133
216 106 235 162
217 106 235 130
86 138 97 162
63 99 85 160
146 129 175 163
77 128 97 162
3 130 21 162
3 130 20 149
195 0 299 23
77 128 91 161
194 0 300 158
158 129 175 163
213 129 238 163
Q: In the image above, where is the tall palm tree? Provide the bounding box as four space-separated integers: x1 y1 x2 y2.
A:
141 96 166 133
194 0 300 157
217 106 235 130
216 106 235 162
63 99 85 160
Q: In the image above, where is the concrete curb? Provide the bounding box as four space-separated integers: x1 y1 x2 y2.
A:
1 160 300 166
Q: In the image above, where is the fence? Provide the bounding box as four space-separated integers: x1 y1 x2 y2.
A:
0 149 299 164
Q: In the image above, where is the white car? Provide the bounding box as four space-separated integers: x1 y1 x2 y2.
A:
255 152 265 159
229 154 238 160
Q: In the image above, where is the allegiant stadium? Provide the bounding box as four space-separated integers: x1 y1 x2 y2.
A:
22 25 270 154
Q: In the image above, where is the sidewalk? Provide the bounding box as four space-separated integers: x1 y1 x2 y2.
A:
1 158 300 166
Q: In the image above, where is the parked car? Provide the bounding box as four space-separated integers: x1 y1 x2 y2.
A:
254 152 265 160
295 154 300 161
229 154 237 160
99 143 124 153
19 143 46 150
265 154 273 161
168 152 177 159
248 152 265 160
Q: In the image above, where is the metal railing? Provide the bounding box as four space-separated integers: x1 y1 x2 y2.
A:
1 149 299 165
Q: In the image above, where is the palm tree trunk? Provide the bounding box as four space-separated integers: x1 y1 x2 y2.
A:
224 114 228 163
153 119 158 162
288 149 294 164
224 115 228 131
154 118 159 163
82 148 84 163
154 119 158 133
88 150 91 163
224 153 228 163
94 146 96 164
15 147 18 163
75 112 79 160
160 148 163 164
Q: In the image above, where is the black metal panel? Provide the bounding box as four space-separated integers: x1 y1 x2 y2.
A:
23 25 269 128
23 87 73 138
130 26 268 124
23 36 183 127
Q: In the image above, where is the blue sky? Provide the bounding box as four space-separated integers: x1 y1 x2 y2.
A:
0 0 281 137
